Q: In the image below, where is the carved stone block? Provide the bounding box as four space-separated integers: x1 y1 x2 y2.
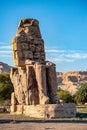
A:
23 50 33 59
29 44 35 52
12 43 22 51
21 43 29 50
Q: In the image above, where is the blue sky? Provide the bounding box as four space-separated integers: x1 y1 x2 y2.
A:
0 0 87 72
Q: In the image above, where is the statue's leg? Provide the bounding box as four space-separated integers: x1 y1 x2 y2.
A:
46 63 59 104
26 65 39 105
26 65 35 105
35 63 49 104
10 67 25 105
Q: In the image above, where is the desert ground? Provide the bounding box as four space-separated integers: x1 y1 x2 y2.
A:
0 114 87 130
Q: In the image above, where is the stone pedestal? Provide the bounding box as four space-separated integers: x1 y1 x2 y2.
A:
11 103 76 118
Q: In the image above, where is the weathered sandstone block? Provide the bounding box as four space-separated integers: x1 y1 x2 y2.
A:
12 18 45 66
11 104 76 118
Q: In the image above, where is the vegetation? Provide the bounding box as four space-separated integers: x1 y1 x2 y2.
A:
76 105 87 119
57 88 74 103
57 83 87 104
0 74 13 104
74 83 87 104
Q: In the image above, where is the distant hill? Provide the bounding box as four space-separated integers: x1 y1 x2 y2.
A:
57 71 87 95
0 62 11 74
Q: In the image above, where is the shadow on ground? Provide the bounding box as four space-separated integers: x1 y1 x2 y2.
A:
76 112 87 118
0 113 87 124
0 119 87 124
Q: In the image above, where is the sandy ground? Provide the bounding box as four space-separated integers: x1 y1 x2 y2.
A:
0 114 87 130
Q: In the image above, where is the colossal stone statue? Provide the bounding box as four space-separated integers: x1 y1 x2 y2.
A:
10 18 58 106
10 18 76 118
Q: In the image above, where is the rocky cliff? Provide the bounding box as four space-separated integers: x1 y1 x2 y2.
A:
0 62 11 74
57 71 87 95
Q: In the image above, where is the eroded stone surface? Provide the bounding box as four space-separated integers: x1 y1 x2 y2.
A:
11 104 76 118
10 61 58 105
12 18 45 66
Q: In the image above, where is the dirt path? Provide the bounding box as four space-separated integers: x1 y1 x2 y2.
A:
0 114 87 130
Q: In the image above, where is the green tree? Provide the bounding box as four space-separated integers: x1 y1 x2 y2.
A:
74 83 87 104
57 88 73 103
0 74 13 101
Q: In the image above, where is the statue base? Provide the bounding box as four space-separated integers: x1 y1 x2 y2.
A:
10 103 76 118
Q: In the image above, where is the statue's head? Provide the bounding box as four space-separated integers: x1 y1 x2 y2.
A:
16 18 41 38
18 18 39 28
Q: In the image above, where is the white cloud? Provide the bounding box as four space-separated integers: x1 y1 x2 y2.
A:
0 42 7 44
46 47 87 63
0 50 12 54
0 45 11 49
0 54 12 57
65 53 87 59
52 58 74 62
0 42 12 55
0 41 11 45
46 49 65 53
